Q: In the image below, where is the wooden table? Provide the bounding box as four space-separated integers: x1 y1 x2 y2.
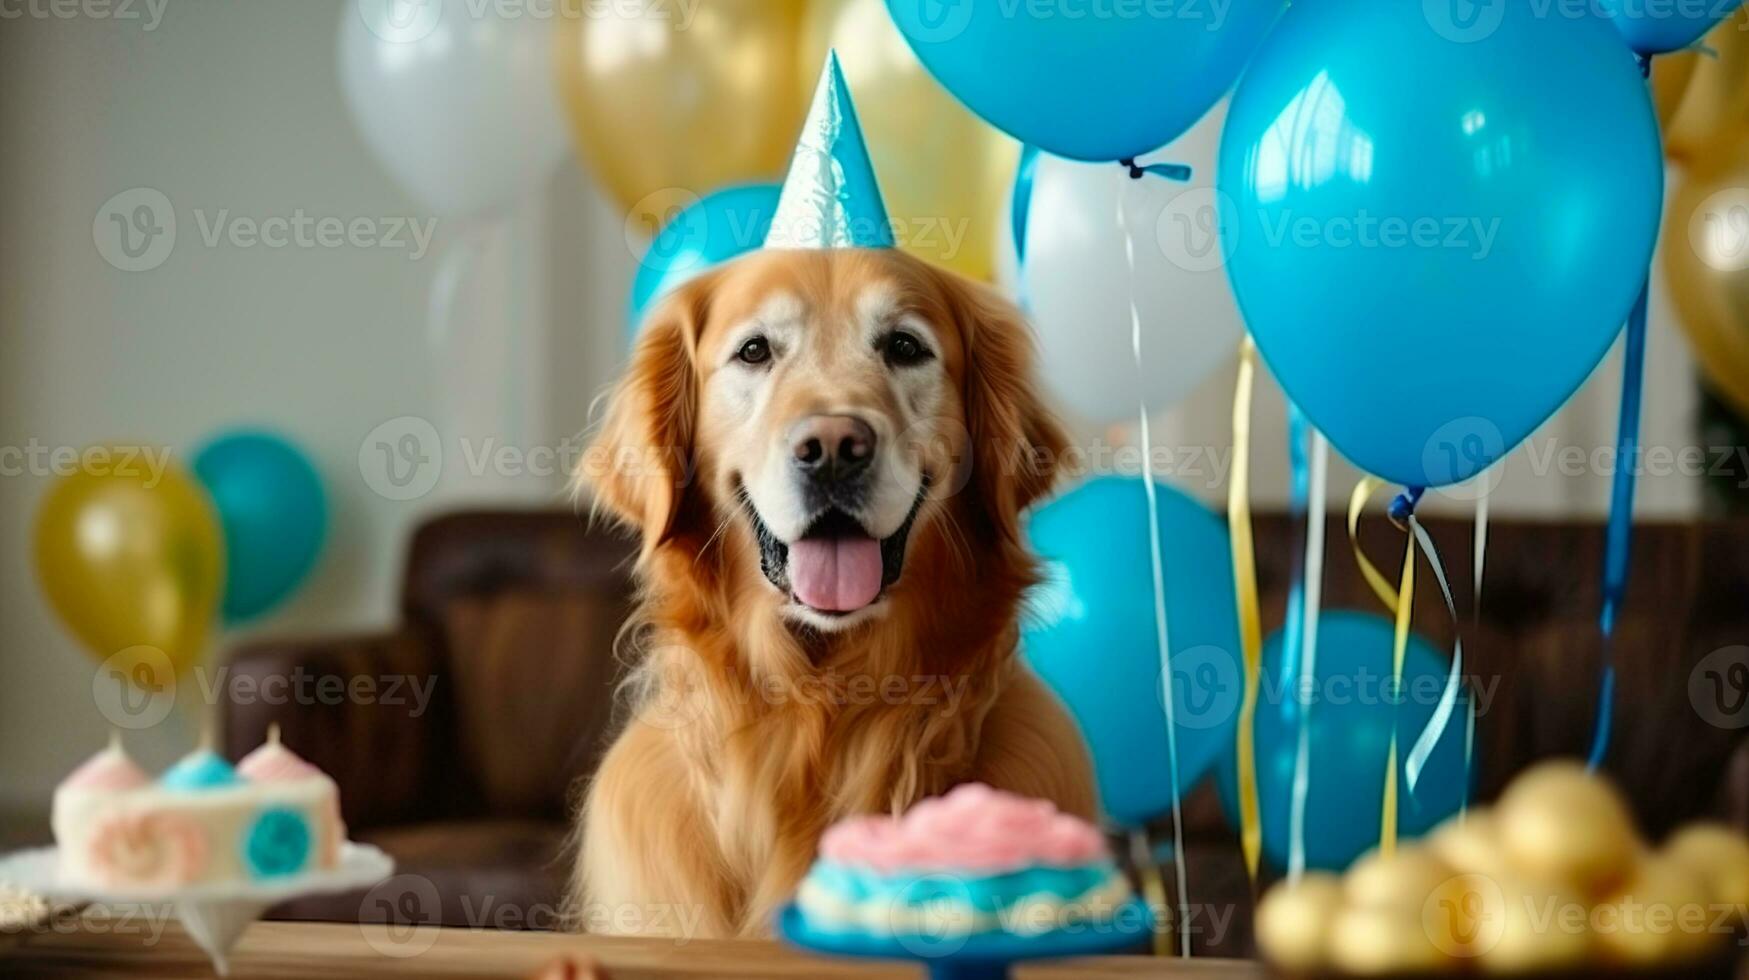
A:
3 920 1265 979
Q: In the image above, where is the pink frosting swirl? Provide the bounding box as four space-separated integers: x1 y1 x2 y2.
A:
819 783 1108 874
59 745 149 793
87 812 208 888
237 742 324 782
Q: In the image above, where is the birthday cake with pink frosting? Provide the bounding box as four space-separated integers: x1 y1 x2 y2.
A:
795 783 1132 938
50 730 345 893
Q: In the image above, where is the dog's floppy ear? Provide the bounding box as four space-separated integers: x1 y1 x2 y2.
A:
940 269 1070 544
577 274 713 557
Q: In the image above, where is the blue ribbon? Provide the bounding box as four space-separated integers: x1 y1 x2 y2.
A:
1011 144 1040 269
1589 277 1649 770
1278 404 1312 718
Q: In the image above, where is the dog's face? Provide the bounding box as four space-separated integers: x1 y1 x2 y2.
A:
584 248 1065 635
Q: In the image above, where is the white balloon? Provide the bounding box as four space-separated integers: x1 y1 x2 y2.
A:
338 0 570 218
1003 99 1244 426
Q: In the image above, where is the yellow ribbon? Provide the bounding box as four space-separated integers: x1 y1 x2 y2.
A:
1231 339 1264 882
1346 478 1417 857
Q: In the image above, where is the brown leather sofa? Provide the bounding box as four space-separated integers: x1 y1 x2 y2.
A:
218 509 1749 951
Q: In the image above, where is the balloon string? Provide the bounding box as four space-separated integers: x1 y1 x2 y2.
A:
1467 491 1490 819
1346 479 1417 857
1287 425 1330 882
1118 175 1190 958
1231 338 1264 884
1591 276 1649 770
1280 407 1311 709
1128 830 1173 958
1403 517 1463 796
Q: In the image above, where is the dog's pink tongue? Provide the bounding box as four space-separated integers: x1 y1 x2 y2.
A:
789 537 883 612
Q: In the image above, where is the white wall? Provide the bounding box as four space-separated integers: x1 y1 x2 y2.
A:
0 1 1710 813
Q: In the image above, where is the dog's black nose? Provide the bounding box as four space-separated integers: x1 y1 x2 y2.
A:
790 415 876 482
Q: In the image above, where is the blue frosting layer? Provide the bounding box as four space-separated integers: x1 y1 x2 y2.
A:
159 750 241 790
803 860 1119 916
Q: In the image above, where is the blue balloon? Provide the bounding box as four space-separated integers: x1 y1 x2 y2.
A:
886 0 1282 162
1218 0 1663 487
1599 0 1743 54
1215 611 1470 872
628 184 780 336
192 431 327 623
1022 477 1242 829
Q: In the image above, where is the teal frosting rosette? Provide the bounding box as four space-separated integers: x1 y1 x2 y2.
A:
243 807 312 879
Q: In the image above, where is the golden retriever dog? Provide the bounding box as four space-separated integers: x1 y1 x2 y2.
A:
570 247 1097 939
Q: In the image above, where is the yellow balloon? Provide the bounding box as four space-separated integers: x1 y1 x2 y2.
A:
1652 50 1698 131
1664 143 1749 421
33 459 223 690
554 0 806 216
1664 7 1749 163
799 0 1018 280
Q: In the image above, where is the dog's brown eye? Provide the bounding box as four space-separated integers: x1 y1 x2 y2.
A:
736 336 771 366
883 330 930 367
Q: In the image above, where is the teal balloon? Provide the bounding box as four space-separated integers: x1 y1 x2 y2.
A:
1599 0 1742 54
1218 0 1663 487
886 0 1281 162
628 184 780 336
1215 611 1469 872
1022 477 1242 829
192 431 326 623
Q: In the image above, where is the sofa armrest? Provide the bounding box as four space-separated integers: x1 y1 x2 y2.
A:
218 630 447 832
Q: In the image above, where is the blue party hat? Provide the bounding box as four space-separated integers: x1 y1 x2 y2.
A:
765 51 895 251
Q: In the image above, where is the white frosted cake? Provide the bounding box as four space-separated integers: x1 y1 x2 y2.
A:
51 731 345 892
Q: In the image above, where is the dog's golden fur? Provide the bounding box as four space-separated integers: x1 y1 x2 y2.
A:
569 249 1096 938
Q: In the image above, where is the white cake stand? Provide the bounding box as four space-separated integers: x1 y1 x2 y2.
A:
0 843 393 975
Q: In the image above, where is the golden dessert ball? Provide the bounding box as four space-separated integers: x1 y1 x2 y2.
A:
1329 905 1450 976
1665 823 1749 910
1595 854 1719 967
1345 846 1455 912
1476 874 1592 976
1255 872 1344 972
1497 761 1639 897
1429 810 1514 879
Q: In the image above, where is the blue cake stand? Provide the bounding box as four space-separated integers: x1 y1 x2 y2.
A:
777 900 1155 980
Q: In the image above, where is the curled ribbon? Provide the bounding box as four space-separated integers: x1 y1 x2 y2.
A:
1231 339 1264 883
1347 478 1416 856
